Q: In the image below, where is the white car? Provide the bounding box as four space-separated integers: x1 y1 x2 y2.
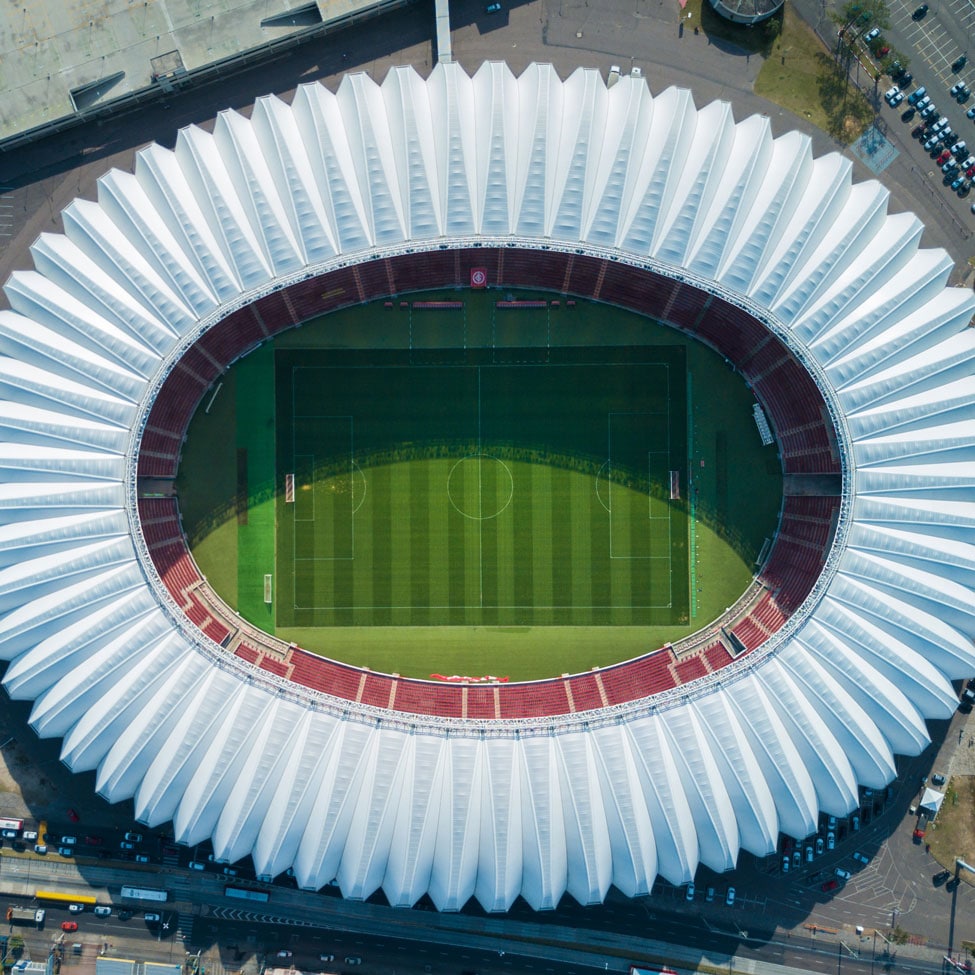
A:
827 831 836 850
93 906 111 918
853 851 870 864
884 86 900 101
933 116 950 131
864 27 880 41
68 904 84 914
835 867 852 880
890 92 904 107
144 913 161 923
685 882 695 901
725 887 736 906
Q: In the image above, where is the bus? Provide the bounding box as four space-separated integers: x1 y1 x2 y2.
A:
224 886 269 903
120 886 168 902
0 818 24 832
35 891 97 906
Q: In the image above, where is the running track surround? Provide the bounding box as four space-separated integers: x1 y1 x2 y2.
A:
138 246 841 720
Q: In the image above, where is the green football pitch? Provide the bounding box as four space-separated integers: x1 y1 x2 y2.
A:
177 289 782 680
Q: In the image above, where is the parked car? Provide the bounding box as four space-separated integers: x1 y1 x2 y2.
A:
0 829 17 839
805 845 814 863
898 72 914 87
949 142 966 157
967 106 975 119
916 95 931 110
835 867 852 880
320 956 335 964
920 105 938 120
188 861 206 871
912 3 928 18
911 124 926 138
816 837 825 855
135 854 151 864
22 830 37 842
485 1 502 10
223 867 238 877
951 174 966 190
953 56 968 72
943 159 959 174
58 846 75 857
864 27 880 41
66 808 80 822
884 85 900 102
685 882 695 901
951 82 966 97
119 841 135 850
822 878 839 892
124 832 143 843
706 886 716 902
938 149 952 164
725 887 736 906
84 835 103 846
827 832 836 850
908 85 927 105
933 116 950 131
344 958 362 966
782 856 790 873
853 851 870 864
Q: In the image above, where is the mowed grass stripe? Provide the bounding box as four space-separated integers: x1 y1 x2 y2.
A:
461 458 482 621
479 458 498 624
512 460 533 624
551 468 572 614
428 459 451 625
352 468 374 626
410 461 430 627
569 470 592 624
610 486 634 625
591 479 611 625
494 461 516 623
531 464 554 625
447 461 466 625
371 465 392 626
390 462 412 625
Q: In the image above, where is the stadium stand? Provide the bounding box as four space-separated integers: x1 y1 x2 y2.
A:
136 247 842 719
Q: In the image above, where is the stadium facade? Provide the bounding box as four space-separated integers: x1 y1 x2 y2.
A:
0 61 973 913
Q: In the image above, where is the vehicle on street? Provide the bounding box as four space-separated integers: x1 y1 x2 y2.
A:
725 887 736 906
58 846 74 857
276 952 293 960
33 844 47 855
61 921 78 932
84 835 103 846
93 907 111 918
68 904 84 914
853 851 870 864
135 854 151 863
320 955 335 964
345 957 362 966
118 911 133 921
188 861 206 871
835 867 852 880
864 27 880 41
144 913 161 923
912 3 928 17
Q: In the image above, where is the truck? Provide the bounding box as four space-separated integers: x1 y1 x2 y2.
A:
6 907 45 926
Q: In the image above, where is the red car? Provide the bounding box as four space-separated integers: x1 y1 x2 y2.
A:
66 808 80 823
822 879 839 892
937 150 951 164
61 921 78 932
84 835 103 846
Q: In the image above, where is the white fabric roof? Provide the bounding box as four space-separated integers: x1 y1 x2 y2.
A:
0 61 973 913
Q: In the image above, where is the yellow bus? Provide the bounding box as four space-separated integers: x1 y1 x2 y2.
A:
35 890 97 906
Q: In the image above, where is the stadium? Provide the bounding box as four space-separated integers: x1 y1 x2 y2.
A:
0 61 973 913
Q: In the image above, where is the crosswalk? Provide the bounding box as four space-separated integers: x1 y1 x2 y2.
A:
0 186 12 237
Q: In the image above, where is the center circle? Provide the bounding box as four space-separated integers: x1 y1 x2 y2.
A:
446 454 514 520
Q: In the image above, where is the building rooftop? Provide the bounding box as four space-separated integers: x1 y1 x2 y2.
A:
0 0 396 148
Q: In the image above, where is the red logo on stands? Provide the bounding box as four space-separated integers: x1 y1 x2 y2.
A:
470 267 487 288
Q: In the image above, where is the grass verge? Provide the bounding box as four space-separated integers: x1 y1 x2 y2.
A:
755 4 873 141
